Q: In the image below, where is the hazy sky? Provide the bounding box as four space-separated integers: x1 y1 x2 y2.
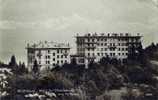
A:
0 0 158 63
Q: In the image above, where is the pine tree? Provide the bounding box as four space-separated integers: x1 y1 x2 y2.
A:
20 62 26 74
9 55 18 73
128 44 137 60
9 55 17 66
71 58 77 65
32 59 39 73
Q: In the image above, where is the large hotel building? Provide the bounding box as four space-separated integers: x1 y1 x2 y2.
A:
26 41 71 70
74 33 142 65
26 33 142 70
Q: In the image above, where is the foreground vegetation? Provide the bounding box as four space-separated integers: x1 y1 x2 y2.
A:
1 43 158 100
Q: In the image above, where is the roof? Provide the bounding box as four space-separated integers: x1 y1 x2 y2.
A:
26 41 70 49
76 32 142 38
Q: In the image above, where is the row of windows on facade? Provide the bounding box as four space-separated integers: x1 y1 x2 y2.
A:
39 60 68 65
86 43 128 47
36 49 68 54
78 47 128 52
79 38 138 42
87 52 128 57
85 33 135 37
38 55 68 59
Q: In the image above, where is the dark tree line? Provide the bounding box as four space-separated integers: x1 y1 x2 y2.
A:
8 55 28 74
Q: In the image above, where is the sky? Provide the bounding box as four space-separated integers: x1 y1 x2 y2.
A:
0 0 158 64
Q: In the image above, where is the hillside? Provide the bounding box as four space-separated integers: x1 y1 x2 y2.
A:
1 43 158 100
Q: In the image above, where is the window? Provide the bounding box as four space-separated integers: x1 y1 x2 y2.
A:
105 48 107 51
53 53 55 56
53 58 55 61
57 50 59 53
39 61 41 64
104 43 107 46
118 53 121 56
46 61 50 64
61 60 63 64
48 55 50 59
110 53 112 56
57 60 59 64
48 50 50 53
92 53 95 56
65 60 67 63
101 53 103 56
92 39 94 42
53 63 56 66
101 43 103 46
98 53 100 56
57 55 59 58
88 53 90 56
65 55 67 58
110 48 115 51
122 48 124 51
61 55 63 58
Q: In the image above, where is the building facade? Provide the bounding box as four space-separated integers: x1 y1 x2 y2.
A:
26 41 71 71
75 33 142 64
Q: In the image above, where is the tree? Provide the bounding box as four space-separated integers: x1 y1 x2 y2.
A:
9 55 18 73
128 44 137 60
21 62 26 71
71 57 77 65
137 43 149 66
32 59 39 73
9 55 17 66
21 62 27 74
99 55 110 65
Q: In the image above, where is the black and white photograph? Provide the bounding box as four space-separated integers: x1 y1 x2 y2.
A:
1 0 158 100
